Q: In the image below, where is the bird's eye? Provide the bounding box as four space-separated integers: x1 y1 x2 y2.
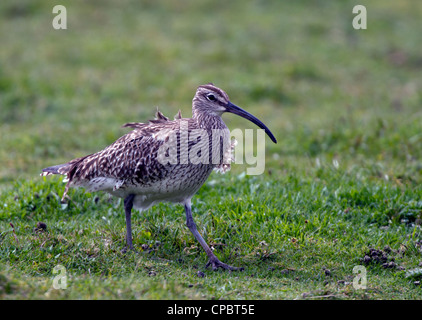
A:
206 94 216 101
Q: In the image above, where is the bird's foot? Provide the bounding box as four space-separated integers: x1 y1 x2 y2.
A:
205 257 244 271
121 245 136 254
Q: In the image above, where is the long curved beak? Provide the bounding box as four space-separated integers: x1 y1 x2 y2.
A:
225 101 277 143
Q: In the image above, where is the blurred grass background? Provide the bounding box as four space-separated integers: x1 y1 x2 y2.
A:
1 0 421 184
1 0 422 300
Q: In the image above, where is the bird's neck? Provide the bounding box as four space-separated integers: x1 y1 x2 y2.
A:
193 111 227 130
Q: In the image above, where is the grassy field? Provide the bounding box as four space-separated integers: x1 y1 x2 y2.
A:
1 0 422 300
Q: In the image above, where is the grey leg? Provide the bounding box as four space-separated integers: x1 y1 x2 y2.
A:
122 194 135 253
184 199 243 271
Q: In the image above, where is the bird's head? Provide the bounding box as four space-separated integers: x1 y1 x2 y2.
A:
193 83 277 143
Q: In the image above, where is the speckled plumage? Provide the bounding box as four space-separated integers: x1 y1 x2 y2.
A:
42 109 233 209
41 84 276 271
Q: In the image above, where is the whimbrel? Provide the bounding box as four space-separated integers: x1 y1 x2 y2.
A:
41 84 277 271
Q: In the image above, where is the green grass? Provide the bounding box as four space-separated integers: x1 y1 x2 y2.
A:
1 0 422 299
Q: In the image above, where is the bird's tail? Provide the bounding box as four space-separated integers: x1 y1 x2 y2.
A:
41 163 74 201
41 156 89 201
40 163 72 177
41 154 88 177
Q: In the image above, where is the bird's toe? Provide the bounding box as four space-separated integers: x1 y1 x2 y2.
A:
121 245 137 254
205 258 244 272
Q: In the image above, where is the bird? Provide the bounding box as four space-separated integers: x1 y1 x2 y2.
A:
41 83 277 271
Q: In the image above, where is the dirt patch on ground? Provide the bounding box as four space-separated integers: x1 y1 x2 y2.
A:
361 246 402 269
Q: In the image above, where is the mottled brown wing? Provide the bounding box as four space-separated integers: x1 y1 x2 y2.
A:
69 119 183 184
